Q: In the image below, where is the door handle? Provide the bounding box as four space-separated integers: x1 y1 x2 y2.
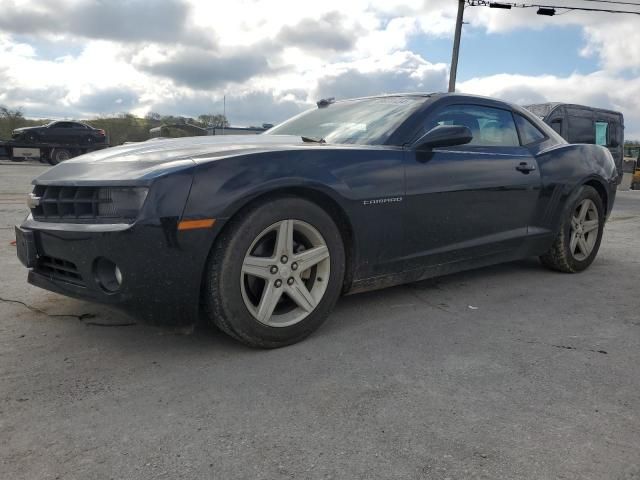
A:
516 162 536 174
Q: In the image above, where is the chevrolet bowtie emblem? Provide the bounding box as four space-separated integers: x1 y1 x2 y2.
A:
27 193 41 209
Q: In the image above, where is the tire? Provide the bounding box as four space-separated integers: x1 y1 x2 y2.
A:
203 196 345 348
540 185 605 273
48 148 71 165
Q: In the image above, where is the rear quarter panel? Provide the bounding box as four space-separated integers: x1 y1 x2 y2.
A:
532 143 617 234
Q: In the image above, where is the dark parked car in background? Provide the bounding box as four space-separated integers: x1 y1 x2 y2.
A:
15 93 618 348
525 103 624 183
12 121 107 145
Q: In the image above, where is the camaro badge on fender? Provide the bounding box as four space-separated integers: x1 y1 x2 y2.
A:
362 197 403 206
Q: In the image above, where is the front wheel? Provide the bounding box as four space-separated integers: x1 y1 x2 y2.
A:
540 185 605 273
204 197 345 348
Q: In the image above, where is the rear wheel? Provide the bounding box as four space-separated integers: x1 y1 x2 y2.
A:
540 185 604 273
204 197 345 348
49 148 71 165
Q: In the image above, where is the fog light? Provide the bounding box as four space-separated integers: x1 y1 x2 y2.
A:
94 257 122 293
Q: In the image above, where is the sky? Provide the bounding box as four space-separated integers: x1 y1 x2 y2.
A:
0 0 639 138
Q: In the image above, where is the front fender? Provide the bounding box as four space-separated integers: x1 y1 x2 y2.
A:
181 147 406 280
181 147 407 218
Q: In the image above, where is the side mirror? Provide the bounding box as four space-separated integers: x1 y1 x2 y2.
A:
413 125 473 150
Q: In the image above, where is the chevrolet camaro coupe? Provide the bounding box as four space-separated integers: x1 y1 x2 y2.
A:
12 120 107 146
15 93 617 348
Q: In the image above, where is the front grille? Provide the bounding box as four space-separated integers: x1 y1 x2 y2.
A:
30 185 141 223
31 186 100 221
36 255 85 287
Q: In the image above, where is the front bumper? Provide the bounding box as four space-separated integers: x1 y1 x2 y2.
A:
18 215 219 325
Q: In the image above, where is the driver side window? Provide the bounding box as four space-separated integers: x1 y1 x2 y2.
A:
424 104 520 147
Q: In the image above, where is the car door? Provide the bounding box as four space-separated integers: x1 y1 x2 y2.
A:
403 103 541 270
56 122 79 144
71 123 92 143
44 122 68 143
42 122 61 142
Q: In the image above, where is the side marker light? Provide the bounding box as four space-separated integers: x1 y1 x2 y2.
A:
177 219 216 231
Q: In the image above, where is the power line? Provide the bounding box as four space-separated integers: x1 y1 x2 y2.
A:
449 0 640 91
580 0 640 6
468 1 640 14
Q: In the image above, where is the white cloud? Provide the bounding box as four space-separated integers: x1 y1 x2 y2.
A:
314 51 448 99
459 71 640 138
0 0 638 138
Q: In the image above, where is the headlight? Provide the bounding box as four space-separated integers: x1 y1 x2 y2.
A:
97 187 148 218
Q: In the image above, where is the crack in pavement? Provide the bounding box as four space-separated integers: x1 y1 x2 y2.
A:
0 296 137 326
522 339 608 355
608 215 640 222
0 295 95 320
402 287 453 314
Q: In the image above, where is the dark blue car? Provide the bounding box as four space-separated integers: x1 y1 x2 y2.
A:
15 93 618 347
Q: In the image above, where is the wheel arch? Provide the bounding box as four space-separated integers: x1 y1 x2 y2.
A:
540 175 608 273
582 177 608 215
550 175 610 236
541 172 612 242
207 185 356 295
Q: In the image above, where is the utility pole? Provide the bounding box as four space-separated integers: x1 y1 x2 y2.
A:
448 0 465 93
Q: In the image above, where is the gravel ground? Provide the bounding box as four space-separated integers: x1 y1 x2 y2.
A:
1 162 639 480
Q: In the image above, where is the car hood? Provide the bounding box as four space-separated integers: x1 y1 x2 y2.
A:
13 126 42 132
68 134 308 165
32 135 315 186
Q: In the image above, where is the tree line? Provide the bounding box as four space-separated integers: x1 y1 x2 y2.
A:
2 106 640 149
0 107 230 146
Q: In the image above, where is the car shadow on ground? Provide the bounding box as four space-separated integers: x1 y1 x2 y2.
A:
8 257 550 356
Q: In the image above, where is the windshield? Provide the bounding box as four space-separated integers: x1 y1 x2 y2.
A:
265 96 425 145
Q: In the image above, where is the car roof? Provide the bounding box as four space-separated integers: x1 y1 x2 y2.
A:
332 92 519 106
48 120 92 127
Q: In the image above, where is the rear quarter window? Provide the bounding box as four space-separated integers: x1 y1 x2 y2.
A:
514 114 546 145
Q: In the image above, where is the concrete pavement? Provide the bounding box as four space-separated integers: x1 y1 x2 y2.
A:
1 162 639 479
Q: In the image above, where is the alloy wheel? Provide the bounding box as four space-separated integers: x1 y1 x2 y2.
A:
240 219 330 327
569 198 599 261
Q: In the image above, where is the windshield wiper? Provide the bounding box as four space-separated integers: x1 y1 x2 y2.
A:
301 136 326 144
